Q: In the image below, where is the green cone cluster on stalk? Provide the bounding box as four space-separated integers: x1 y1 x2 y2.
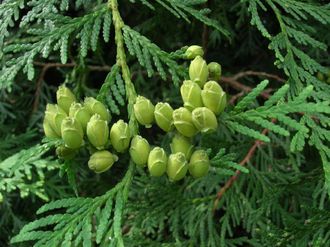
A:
42 45 224 181
131 46 226 137
127 45 226 181
43 85 118 173
128 132 209 181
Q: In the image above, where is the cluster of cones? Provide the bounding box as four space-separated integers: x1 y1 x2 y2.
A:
43 45 227 181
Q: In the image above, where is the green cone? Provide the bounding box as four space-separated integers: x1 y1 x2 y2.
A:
189 56 209 87
188 149 210 178
133 96 155 128
56 85 76 114
88 150 118 173
207 62 222 81
185 45 204 59
170 133 194 159
43 119 60 138
56 145 77 160
129 135 150 167
154 102 174 132
44 104 67 137
173 107 198 137
167 152 188 181
148 147 167 177
69 102 92 131
191 107 218 133
201 81 226 115
86 114 109 150
180 80 203 111
61 117 84 149
110 120 131 153
84 97 110 122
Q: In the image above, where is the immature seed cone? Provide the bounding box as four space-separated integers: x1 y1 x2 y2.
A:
88 150 118 173
173 107 198 137
192 107 218 133
148 147 167 177
201 81 227 115
133 96 155 128
154 102 174 132
56 85 76 114
84 97 110 122
170 133 194 159
188 149 210 178
129 135 150 167
44 104 67 137
86 114 109 150
167 152 188 181
185 45 204 59
69 102 91 131
180 80 203 111
189 56 209 87
56 145 77 160
110 120 131 153
207 62 222 81
61 117 84 149
43 119 60 138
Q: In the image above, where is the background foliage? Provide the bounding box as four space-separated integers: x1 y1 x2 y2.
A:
0 0 329 246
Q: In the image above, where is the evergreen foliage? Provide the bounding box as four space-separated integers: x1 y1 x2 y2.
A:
0 141 60 202
0 0 329 246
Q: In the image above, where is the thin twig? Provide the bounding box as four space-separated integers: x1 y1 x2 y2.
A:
201 1 210 55
33 62 111 71
202 24 209 55
221 70 285 99
232 70 286 82
221 76 272 99
32 64 51 113
33 62 75 68
229 92 244 105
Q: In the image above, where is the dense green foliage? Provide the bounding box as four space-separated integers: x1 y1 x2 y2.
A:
0 0 329 246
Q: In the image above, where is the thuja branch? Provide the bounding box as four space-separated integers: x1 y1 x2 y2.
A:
102 161 135 246
110 0 138 134
106 1 137 245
